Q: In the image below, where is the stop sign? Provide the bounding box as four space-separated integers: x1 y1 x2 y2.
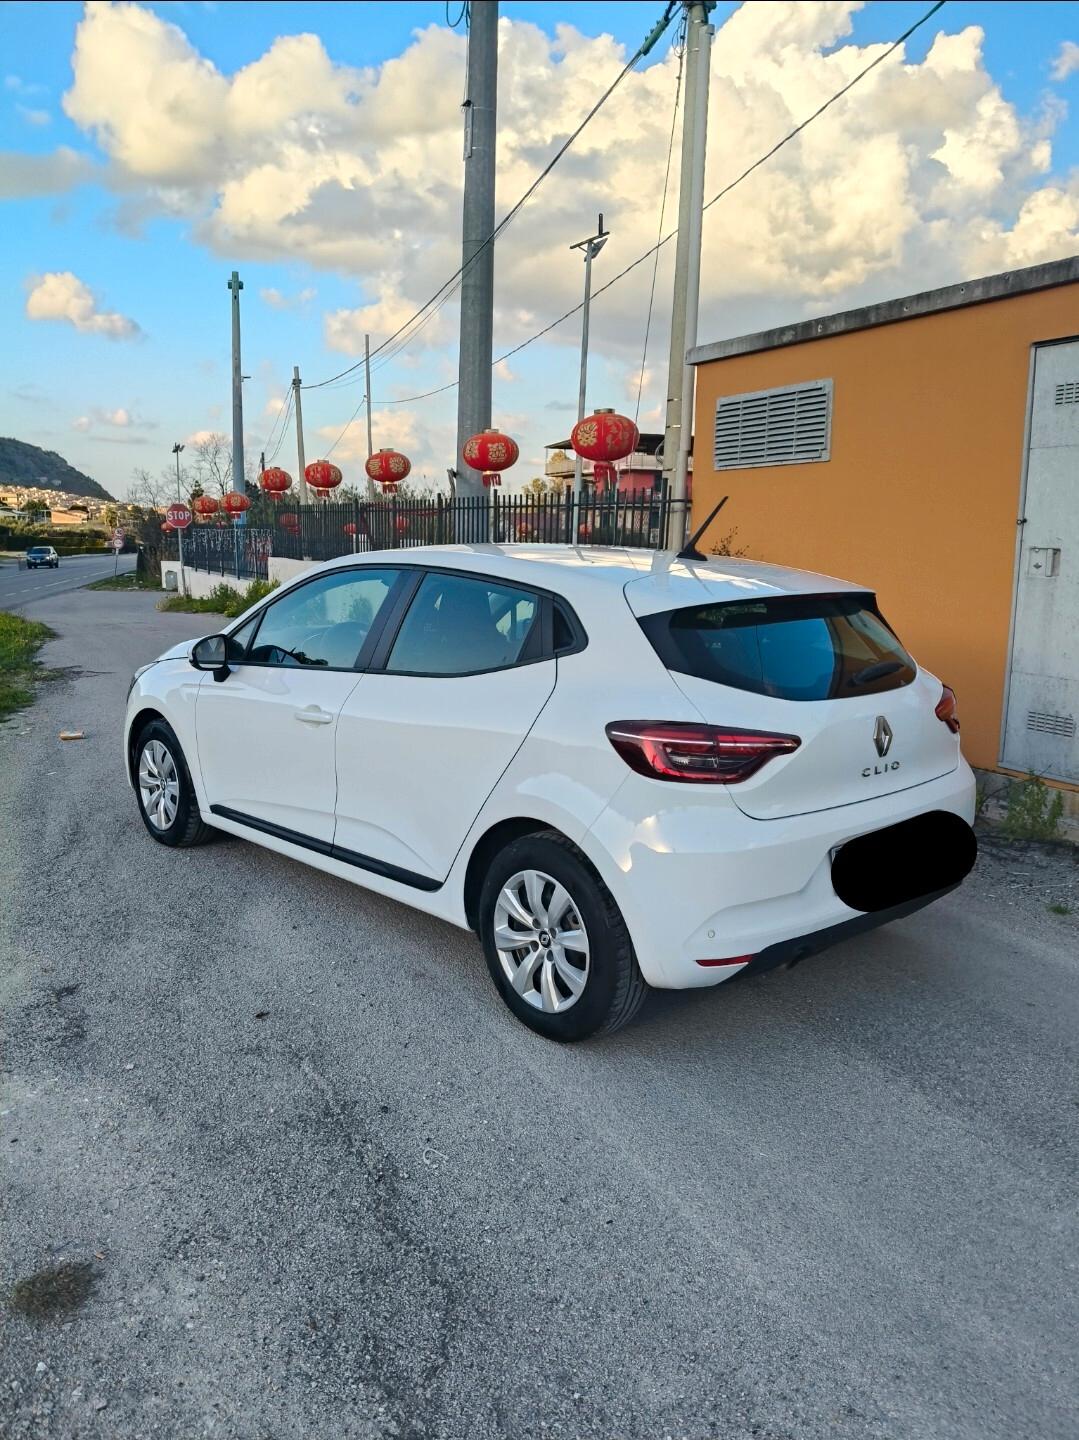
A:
166 502 193 530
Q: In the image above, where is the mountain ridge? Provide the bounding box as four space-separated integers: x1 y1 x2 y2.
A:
0 437 113 501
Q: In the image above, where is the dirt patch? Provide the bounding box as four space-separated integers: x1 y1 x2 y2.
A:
9 1261 100 1320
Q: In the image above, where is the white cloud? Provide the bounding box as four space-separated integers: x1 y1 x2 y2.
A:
1051 41 1079 83
72 415 92 432
97 407 130 427
0 147 96 198
25 271 141 339
494 359 517 382
17 105 51 126
260 285 316 309
264 396 286 417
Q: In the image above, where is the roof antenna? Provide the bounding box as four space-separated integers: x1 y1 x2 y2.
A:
676 495 729 562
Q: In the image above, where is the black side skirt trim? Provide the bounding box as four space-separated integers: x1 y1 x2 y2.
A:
738 884 959 979
209 805 443 893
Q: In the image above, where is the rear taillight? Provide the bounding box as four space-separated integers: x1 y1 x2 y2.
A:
935 685 960 733
605 721 800 784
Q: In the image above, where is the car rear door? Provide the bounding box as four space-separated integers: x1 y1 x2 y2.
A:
333 568 556 886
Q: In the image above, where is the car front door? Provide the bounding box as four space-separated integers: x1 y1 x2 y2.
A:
194 566 403 843
333 569 556 886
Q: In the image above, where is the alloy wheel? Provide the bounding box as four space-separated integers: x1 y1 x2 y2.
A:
492 868 591 1013
138 739 180 831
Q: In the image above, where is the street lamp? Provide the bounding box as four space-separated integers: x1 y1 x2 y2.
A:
570 213 609 499
171 442 184 500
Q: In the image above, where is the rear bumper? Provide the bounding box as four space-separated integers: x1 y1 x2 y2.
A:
737 884 957 979
583 761 977 989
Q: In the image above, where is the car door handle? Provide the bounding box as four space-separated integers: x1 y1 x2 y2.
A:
294 706 334 726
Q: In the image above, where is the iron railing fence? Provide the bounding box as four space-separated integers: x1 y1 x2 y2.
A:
271 488 690 564
181 524 273 579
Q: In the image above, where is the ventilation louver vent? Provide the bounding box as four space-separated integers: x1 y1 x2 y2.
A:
1026 709 1076 739
1053 381 1079 405
714 380 832 470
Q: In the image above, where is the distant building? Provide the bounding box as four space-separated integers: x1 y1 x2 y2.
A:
544 432 691 495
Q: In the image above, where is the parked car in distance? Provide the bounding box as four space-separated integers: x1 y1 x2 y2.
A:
26 545 59 569
124 545 977 1041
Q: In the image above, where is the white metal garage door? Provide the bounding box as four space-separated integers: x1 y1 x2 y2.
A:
1002 339 1079 783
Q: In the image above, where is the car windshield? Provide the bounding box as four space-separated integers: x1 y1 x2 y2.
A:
638 592 917 701
27 548 50 556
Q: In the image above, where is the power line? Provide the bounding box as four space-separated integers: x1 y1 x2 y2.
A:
265 387 293 466
302 0 678 392
317 0 947 413
323 393 367 460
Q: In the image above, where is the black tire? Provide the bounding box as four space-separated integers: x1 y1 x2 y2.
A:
133 719 215 848
478 830 647 1041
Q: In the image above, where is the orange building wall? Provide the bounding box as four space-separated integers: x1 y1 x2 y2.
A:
691 286 1079 773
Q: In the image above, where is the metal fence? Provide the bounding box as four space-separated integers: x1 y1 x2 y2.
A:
181 524 273 579
270 488 690 564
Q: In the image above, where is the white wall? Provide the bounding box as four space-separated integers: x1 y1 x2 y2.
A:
268 556 320 586
159 561 235 599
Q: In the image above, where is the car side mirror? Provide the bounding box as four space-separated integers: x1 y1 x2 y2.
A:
191 634 231 682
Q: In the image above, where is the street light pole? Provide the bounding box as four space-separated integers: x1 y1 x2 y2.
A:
171 441 186 596
364 334 375 500
292 366 308 506
570 214 609 500
227 271 245 497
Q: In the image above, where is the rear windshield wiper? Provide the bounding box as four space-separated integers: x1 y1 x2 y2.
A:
851 660 903 686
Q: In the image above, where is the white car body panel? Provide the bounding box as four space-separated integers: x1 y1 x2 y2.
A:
125 544 977 995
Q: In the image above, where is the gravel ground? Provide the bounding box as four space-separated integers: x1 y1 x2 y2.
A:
2 591 1077 1440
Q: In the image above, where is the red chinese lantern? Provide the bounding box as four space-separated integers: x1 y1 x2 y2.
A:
222 491 251 517
193 494 219 518
260 466 292 496
161 521 174 533
592 461 616 488
279 512 300 532
395 516 409 535
571 409 638 463
343 522 358 537
304 460 342 492
365 449 411 495
463 429 518 487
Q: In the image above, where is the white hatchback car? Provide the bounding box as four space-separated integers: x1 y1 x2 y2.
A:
125 545 977 1040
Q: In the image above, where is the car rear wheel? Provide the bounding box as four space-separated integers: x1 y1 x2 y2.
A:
134 720 215 847
478 830 647 1041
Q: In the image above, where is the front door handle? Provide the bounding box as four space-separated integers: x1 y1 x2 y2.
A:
295 706 334 725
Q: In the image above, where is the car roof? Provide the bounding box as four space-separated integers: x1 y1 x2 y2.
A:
315 543 869 612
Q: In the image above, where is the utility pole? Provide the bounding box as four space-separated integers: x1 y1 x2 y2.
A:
227 271 245 497
364 334 375 499
292 366 308 505
455 0 498 503
662 2 714 505
570 214 609 499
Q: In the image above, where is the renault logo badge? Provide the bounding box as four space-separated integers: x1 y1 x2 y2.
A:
873 716 893 758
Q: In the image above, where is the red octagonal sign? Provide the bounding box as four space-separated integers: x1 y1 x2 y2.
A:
166 502 193 530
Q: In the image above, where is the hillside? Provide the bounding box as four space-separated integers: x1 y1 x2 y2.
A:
0 437 113 501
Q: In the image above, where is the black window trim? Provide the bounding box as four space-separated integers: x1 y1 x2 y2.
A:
214 560 589 679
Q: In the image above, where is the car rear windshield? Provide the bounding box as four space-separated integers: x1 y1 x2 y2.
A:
638 592 916 701
27 548 49 555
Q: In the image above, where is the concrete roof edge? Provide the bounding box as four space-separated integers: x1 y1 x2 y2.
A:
688 255 1079 365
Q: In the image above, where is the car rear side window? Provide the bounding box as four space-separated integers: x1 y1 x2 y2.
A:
387 572 541 676
639 593 916 701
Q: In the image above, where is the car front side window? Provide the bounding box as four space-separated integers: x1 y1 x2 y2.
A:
247 568 401 670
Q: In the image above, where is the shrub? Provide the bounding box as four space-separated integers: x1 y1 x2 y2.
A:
158 577 277 616
1000 775 1065 843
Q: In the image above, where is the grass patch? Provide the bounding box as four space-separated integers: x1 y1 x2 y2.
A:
86 571 161 592
1000 775 1065 843
0 610 55 721
1048 902 1072 917
158 577 277 618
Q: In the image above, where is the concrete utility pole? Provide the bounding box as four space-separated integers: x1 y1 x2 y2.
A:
662 2 714 504
292 366 309 505
171 441 187 596
571 214 609 499
364 334 375 499
454 0 498 501
227 271 245 496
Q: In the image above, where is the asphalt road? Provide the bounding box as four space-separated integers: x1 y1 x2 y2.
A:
2 591 1077 1440
0 553 136 611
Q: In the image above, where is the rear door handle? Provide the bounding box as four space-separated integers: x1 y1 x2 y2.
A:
295 706 334 725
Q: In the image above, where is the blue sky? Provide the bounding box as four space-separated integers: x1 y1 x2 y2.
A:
1 1 1077 499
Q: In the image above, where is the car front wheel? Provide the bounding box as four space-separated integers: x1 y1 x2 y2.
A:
134 720 214 847
478 830 647 1041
